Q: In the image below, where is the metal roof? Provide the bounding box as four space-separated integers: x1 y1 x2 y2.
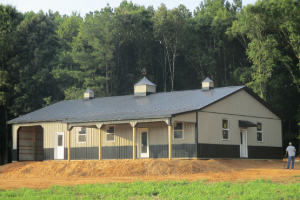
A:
202 77 213 82
134 77 156 86
239 120 258 127
8 86 246 124
84 88 94 93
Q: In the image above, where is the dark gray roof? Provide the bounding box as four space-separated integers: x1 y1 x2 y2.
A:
202 77 213 82
134 77 156 86
84 89 94 93
8 86 246 124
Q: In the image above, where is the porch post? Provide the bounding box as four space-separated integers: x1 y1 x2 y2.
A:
99 129 102 160
33 126 36 161
168 125 172 160
133 127 136 160
68 130 71 161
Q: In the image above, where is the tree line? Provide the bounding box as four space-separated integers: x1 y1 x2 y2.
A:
0 0 299 164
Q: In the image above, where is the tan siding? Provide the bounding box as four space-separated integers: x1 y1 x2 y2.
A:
41 122 68 148
198 112 282 147
202 90 279 119
137 122 168 145
13 119 169 150
70 127 99 147
134 85 146 93
101 124 133 146
12 122 67 149
172 112 196 124
202 82 213 88
172 122 195 144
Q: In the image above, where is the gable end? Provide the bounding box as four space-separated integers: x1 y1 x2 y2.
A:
199 87 281 119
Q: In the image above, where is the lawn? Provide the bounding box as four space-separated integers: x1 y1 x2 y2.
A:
0 179 300 199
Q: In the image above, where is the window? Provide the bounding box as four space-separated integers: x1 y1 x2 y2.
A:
257 122 263 142
222 119 229 140
173 122 183 139
106 126 115 142
77 127 87 143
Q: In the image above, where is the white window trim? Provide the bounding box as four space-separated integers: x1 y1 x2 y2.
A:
106 125 116 142
257 122 263 142
77 127 87 143
222 118 230 140
173 122 184 140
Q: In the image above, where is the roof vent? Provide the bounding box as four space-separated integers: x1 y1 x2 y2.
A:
134 77 156 96
84 88 94 100
202 77 214 91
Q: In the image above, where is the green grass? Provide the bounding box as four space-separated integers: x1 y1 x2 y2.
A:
0 179 300 199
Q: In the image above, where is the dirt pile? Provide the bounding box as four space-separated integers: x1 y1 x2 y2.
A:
0 159 299 189
0 159 286 178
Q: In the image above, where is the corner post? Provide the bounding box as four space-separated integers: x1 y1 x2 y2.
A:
68 130 71 161
168 125 172 160
99 129 102 160
133 127 136 160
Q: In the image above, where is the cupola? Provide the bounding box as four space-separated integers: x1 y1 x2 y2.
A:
134 77 156 96
84 88 94 100
202 77 214 91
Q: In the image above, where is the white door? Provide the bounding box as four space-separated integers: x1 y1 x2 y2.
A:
55 132 64 159
138 129 149 158
240 130 248 158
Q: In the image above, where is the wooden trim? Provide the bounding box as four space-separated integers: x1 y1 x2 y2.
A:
133 127 136 160
168 125 172 160
99 129 102 160
68 130 71 161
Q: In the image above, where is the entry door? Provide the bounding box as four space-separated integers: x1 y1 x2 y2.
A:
138 129 149 158
240 130 248 158
55 132 64 159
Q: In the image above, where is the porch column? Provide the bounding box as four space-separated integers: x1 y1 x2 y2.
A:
99 129 102 160
133 127 136 160
168 125 172 160
33 126 36 161
68 130 71 161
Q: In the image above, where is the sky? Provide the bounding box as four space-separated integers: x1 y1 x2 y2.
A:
2 0 257 16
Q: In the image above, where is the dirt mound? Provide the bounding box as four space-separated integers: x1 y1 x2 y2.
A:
0 159 299 189
0 159 285 178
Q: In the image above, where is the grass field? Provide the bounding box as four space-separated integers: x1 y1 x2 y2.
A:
0 179 300 199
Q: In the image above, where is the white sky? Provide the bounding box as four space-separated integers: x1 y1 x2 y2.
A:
2 0 257 16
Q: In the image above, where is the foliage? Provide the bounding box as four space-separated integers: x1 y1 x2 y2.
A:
0 179 300 199
0 0 300 162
